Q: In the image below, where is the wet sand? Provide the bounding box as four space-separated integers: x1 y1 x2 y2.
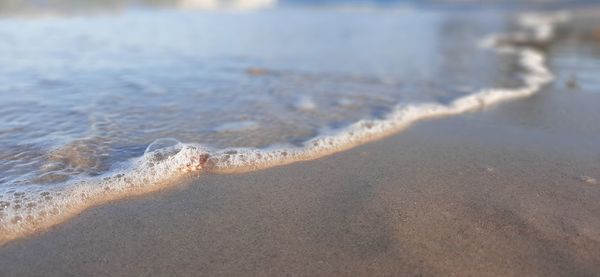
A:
1 74 600 276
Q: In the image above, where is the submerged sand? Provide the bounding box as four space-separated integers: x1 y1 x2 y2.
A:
0 71 599 276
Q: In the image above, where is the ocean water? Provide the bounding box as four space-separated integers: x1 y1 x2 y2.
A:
0 3 578 243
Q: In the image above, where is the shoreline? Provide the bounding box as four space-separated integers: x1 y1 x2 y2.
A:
0 11 567 244
1 85 599 274
1 4 600 276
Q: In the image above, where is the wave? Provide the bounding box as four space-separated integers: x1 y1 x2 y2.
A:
0 11 568 245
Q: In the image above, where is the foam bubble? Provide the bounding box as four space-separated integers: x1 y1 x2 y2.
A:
0 11 568 245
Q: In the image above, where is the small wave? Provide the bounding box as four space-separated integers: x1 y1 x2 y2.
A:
0 11 568 245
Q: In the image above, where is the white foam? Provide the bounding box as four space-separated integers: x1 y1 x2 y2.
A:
0 12 568 244
178 0 277 11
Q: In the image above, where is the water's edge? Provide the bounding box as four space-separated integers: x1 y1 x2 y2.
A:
0 11 568 245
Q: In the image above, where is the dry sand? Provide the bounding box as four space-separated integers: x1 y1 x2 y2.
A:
1 73 600 275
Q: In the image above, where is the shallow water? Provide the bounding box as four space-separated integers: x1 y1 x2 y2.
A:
0 3 594 243
0 8 516 187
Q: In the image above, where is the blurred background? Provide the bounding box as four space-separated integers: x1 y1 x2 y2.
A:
1 0 599 15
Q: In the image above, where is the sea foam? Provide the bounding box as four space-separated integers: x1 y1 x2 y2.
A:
0 12 568 244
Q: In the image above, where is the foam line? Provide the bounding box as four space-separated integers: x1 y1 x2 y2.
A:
0 12 568 245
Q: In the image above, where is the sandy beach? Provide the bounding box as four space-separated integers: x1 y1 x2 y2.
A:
1 1 600 276
1 67 599 276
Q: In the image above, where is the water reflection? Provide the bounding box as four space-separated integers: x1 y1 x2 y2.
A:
0 7 515 186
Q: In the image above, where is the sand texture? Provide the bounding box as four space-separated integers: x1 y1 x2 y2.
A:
1 74 600 276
